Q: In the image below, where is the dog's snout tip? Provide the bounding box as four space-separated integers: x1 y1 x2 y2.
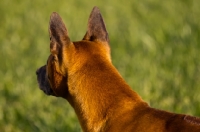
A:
36 68 39 75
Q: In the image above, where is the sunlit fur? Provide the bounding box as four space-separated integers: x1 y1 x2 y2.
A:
36 7 200 132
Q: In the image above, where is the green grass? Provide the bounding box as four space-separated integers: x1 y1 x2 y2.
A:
0 0 200 131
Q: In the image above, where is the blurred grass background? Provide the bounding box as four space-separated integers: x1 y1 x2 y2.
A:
0 0 200 131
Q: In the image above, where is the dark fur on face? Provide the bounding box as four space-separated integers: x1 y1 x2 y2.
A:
36 65 55 96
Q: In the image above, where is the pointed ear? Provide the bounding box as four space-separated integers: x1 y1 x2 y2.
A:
83 7 109 43
49 12 70 56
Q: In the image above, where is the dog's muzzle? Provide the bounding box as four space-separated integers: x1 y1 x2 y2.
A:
36 65 55 96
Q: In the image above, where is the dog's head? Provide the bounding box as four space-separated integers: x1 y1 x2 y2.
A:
36 7 110 99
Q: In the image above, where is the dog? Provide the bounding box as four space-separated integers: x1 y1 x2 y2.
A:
36 6 200 132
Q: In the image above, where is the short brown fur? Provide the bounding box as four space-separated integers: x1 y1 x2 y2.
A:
36 7 200 132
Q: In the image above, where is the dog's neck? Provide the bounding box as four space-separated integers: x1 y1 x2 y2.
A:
67 57 147 131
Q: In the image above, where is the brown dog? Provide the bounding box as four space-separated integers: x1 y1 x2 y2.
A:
36 7 200 132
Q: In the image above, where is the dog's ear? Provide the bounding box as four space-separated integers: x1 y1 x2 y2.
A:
49 12 70 57
83 7 109 43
